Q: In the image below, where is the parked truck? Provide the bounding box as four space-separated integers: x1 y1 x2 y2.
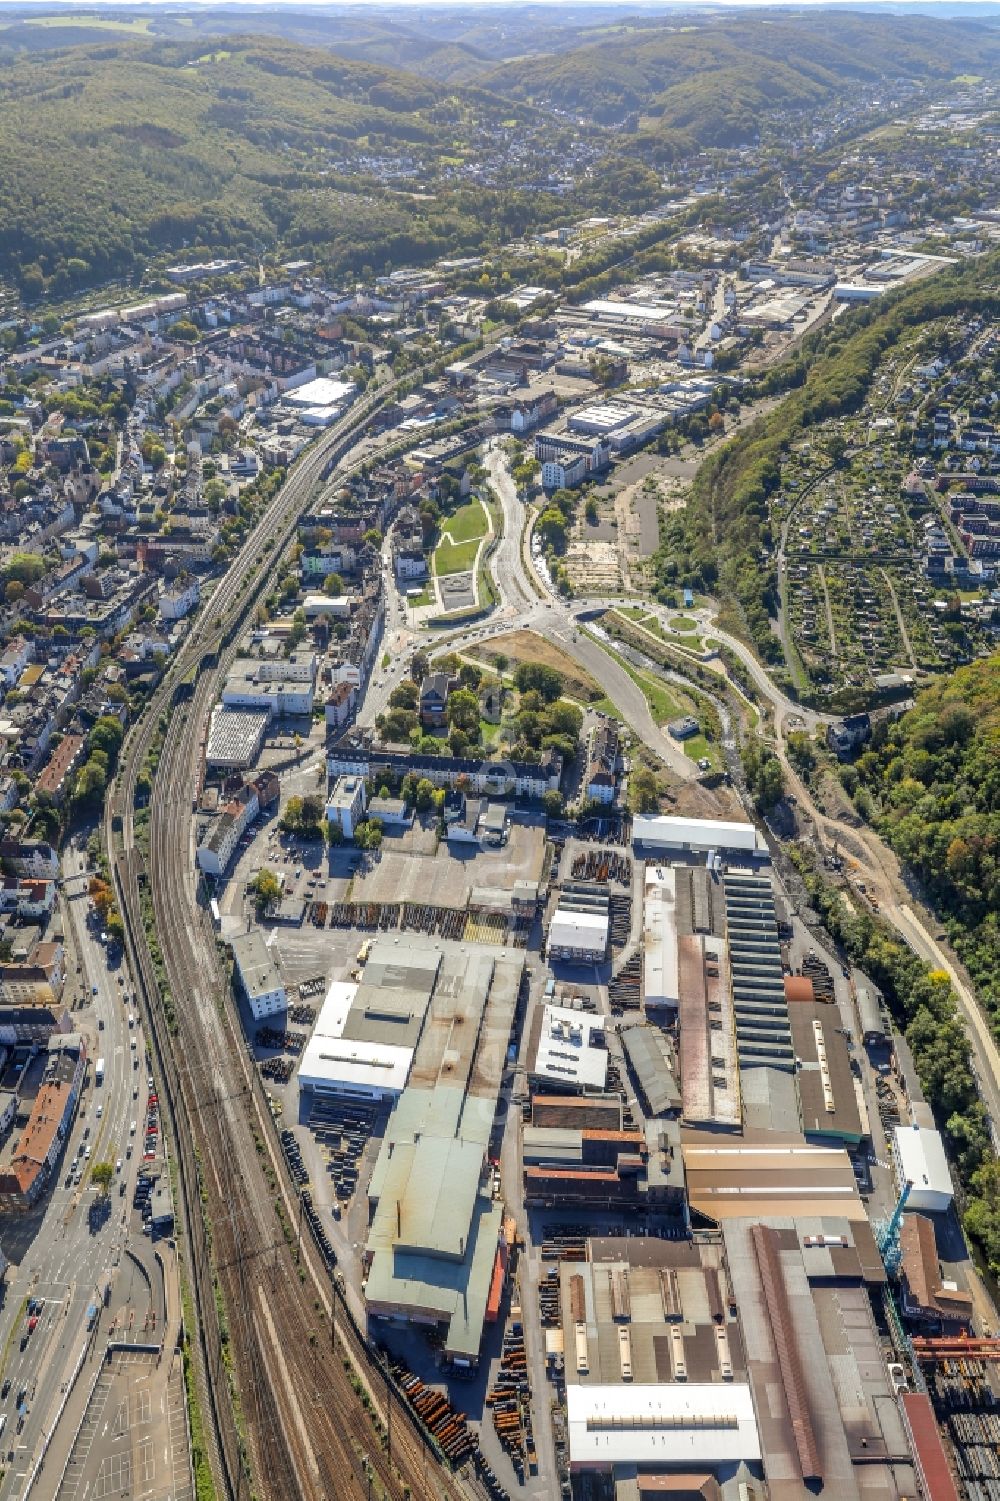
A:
95 1057 105 1086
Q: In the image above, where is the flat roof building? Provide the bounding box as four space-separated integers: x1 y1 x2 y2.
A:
527 1003 608 1094
566 1384 760 1473
297 937 440 1101
682 1138 868 1223
229 930 286 1021
364 945 523 1363
723 1216 912 1501
548 894 609 963
205 707 269 770
632 815 766 857
789 1000 866 1145
620 1024 681 1117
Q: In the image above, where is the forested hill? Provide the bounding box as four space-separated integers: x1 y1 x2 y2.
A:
857 655 1000 1020
480 10 1000 135
0 36 541 292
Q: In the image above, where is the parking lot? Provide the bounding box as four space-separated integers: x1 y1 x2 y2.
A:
57 1349 192 1501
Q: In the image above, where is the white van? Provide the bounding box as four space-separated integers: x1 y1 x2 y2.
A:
129 1121 136 1136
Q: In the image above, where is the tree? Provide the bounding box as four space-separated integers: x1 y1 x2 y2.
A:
89 877 114 922
537 508 567 551
73 758 107 805
414 778 435 813
250 868 281 914
90 715 124 765
300 794 325 832
279 795 304 832
514 663 563 702
542 790 565 818
585 498 599 525
91 1161 114 1196
447 688 481 736
322 572 344 597
628 766 661 814
3 552 45 586
410 652 429 685
389 681 418 711
354 819 383 851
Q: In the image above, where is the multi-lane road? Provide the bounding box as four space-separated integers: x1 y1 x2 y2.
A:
0 841 158 1501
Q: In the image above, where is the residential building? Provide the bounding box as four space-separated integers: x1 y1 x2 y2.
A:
195 789 259 877
419 672 455 728
34 734 86 804
230 930 287 1021
158 576 200 621
326 775 367 840
585 723 619 803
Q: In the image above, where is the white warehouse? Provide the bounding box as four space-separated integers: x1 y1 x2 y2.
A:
632 814 766 858
892 1122 954 1214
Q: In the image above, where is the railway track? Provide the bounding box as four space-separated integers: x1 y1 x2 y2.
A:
104 377 479 1501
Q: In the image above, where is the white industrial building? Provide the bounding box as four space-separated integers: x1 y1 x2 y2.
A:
297 942 440 1102
222 655 316 718
566 1383 760 1472
298 1035 413 1100
205 708 269 770
632 814 766 857
892 1123 954 1214
284 376 356 408
643 865 680 1010
230 930 287 1021
529 1003 608 1093
547 905 609 963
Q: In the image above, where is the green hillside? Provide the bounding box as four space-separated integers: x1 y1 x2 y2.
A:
0 35 540 292
657 254 1000 668
481 12 1000 135
856 656 1000 1019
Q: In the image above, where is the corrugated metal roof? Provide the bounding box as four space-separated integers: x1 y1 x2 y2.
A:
902 1393 961 1501
751 1224 822 1481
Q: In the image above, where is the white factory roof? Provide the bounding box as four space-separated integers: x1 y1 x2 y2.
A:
532 1003 607 1091
314 980 359 1042
548 908 609 953
582 298 675 324
566 1383 760 1469
893 1123 954 1209
298 1035 412 1096
632 814 763 854
285 376 356 407
643 865 679 1007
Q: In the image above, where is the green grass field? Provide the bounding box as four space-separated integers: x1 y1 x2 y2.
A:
683 733 720 768
443 498 487 544
434 537 482 576
633 670 686 724
668 615 699 633
434 499 487 576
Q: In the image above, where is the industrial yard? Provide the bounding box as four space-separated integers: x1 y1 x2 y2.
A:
204 783 994 1501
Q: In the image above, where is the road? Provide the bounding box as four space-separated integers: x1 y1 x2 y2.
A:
436 449 1000 1146
0 843 165 1501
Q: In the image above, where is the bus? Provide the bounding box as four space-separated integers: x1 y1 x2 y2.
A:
95 1058 105 1086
